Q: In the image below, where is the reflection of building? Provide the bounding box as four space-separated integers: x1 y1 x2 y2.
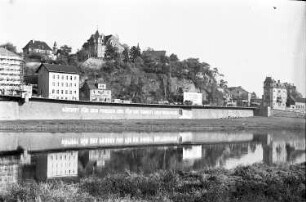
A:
263 137 306 165
80 80 111 102
36 63 80 100
36 151 78 180
0 47 24 96
89 149 111 167
0 156 20 193
263 77 287 110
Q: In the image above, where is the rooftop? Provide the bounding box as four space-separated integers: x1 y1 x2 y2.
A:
36 63 79 74
0 47 22 59
23 40 52 51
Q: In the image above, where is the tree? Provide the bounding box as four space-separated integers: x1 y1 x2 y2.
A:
122 46 130 63
219 79 228 88
59 45 72 56
0 42 17 54
169 53 179 62
104 43 119 61
129 44 141 62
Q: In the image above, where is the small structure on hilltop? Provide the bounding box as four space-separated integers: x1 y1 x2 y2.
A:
80 30 124 60
80 80 112 102
23 40 56 60
263 77 287 110
36 63 80 100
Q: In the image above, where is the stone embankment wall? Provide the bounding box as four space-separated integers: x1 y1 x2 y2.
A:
0 99 254 120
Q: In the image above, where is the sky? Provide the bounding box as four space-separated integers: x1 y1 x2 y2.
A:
0 0 305 97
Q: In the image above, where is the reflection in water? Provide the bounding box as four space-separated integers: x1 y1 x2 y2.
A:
0 131 305 193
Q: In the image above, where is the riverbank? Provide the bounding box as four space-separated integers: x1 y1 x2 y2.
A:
1 163 305 202
0 116 305 133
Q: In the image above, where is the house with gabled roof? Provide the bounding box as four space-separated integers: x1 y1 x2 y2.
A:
80 80 111 102
23 40 55 60
36 63 79 100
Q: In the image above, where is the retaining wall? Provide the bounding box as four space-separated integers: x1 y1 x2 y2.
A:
0 99 254 120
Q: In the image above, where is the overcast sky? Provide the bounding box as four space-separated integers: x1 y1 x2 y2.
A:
0 0 305 97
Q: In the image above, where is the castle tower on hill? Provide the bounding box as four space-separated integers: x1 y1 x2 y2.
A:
81 30 124 60
263 77 287 110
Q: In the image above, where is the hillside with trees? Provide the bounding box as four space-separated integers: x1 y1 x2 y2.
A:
79 44 226 105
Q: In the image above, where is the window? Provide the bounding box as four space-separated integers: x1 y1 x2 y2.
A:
66 76 68 80
57 90 59 94
66 83 68 87
62 75 64 80
57 82 59 86
53 75 55 79
74 91 76 94
70 90 72 94
69 83 72 87
61 90 63 94
74 83 76 87
57 75 59 79
74 76 76 80
65 90 68 94
61 82 64 87
52 82 55 86
52 89 55 94
70 76 72 80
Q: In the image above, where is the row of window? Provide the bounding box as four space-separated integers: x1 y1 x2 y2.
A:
52 96 78 100
52 74 77 81
52 82 77 87
51 89 77 95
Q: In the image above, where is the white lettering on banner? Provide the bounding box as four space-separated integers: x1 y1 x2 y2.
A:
62 107 178 116
62 107 79 113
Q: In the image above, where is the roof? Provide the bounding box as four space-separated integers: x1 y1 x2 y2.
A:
0 47 22 59
86 81 98 90
36 63 79 74
23 40 52 51
296 98 306 103
227 86 248 93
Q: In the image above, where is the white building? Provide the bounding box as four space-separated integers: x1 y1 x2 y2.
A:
0 47 24 96
183 92 203 105
80 80 111 102
36 63 79 100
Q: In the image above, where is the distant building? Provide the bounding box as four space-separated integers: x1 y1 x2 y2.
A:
80 80 111 102
23 40 55 60
227 86 251 107
36 63 79 100
0 47 24 96
263 77 287 110
81 30 124 59
142 50 166 62
183 92 203 105
288 97 306 113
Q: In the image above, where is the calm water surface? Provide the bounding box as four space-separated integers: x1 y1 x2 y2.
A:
0 131 305 191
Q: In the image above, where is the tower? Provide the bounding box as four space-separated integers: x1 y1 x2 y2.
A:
53 41 58 55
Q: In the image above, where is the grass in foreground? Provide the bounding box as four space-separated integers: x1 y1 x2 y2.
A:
0 163 305 202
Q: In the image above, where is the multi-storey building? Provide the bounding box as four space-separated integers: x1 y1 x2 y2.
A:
0 47 24 96
263 77 287 110
36 63 79 100
80 80 111 102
